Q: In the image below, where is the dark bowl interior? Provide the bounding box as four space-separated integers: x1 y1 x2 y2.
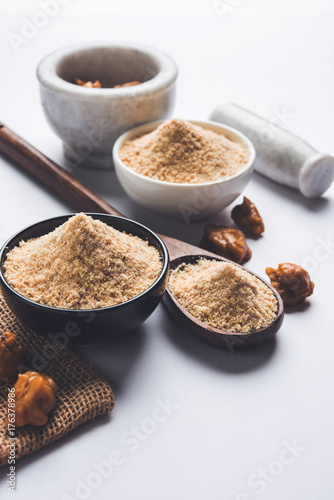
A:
0 214 169 346
56 47 160 88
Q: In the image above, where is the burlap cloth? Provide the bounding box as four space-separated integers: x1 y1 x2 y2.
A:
0 290 114 467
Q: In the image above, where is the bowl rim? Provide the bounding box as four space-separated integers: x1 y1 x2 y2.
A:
36 41 178 97
113 119 256 188
0 213 170 314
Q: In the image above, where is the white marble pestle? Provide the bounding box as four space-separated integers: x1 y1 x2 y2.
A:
210 103 334 198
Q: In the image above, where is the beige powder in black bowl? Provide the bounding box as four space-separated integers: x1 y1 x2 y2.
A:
3 214 162 309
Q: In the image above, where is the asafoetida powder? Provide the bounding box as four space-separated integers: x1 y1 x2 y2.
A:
120 119 248 184
168 258 277 333
4 214 162 309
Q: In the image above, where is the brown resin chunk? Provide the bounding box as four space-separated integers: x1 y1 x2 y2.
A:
74 78 141 89
74 78 102 88
11 371 57 427
265 263 314 306
200 223 251 264
114 81 141 88
231 197 265 236
0 331 24 384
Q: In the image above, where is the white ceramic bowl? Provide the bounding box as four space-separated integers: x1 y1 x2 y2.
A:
113 120 256 222
37 42 178 170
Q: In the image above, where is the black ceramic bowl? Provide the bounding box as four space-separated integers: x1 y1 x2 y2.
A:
0 214 169 345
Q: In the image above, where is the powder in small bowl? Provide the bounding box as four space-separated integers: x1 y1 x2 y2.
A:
3 214 162 310
119 119 249 184
168 258 277 333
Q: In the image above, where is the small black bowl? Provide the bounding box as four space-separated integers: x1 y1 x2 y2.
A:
0 213 169 345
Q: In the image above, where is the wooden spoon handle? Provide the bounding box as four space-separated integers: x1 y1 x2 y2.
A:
159 234 214 260
0 122 124 218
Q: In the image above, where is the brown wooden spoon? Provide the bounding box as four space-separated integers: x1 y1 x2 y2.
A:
0 122 284 349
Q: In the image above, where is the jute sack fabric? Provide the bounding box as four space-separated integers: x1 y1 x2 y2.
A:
0 289 114 467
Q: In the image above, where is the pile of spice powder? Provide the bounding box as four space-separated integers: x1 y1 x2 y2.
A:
119 119 249 183
3 214 162 309
168 258 277 333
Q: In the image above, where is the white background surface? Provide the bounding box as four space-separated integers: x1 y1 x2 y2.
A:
0 1 334 499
